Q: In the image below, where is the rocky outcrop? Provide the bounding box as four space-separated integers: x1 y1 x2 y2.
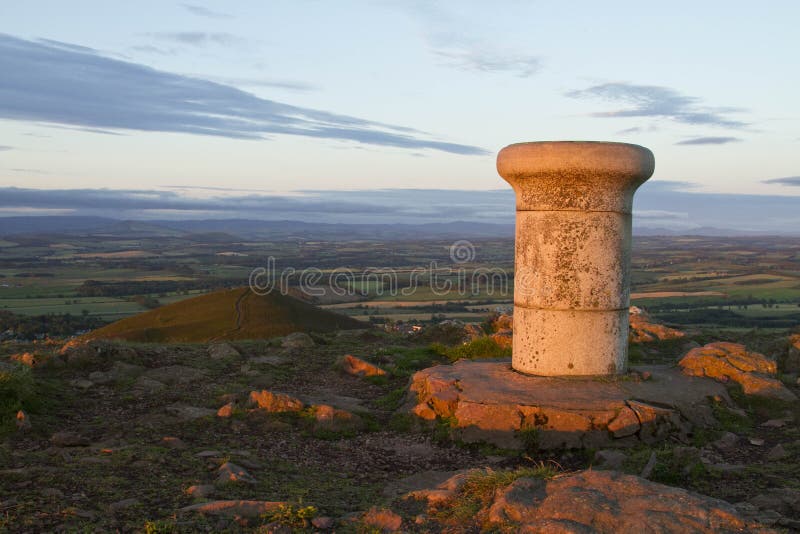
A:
207 343 240 360
679 342 796 401
409 469 775 533
407 360 728 449
629 306 685 343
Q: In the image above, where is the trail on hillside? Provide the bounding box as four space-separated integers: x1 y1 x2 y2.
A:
209 288 248 342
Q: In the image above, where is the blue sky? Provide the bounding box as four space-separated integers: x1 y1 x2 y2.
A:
0 1 798 229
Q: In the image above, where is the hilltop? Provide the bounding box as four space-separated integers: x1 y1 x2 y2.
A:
79 287 365 343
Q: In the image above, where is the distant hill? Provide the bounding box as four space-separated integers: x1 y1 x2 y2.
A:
81 287 366 343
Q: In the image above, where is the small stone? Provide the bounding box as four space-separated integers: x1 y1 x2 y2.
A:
311 516 335 529
749 438 765 446
217 402 235 418
16 410 31 431
760 419 786 428
10 352 37 367
640 451 657 479
70 379 94 390
161 437 187 449
50 431 89 447
217 462 256 485
341 354 387 377
186 484 215 498
109 498 139 512
196 450 222 457
766 443 789 461
362 507 402 532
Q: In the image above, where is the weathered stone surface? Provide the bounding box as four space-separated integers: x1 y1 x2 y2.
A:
341 354 386 377
483 470 773 533
629 306 685 343
248 390 304 412
679 342 796 401
594 449 627 470
179 500 284 518
281 332 314 350
497 141 654 376
407 360 726 449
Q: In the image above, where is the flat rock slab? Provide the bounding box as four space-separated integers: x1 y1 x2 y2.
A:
407 360 730 449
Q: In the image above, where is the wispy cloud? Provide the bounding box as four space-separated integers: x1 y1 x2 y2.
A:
676 136 742 145
181 3 234 19
763 176 800 187
0 145 12 152
205 75 317 93
0 34 486 155
147 32 244 47
567 82 748 129
433 48 541 77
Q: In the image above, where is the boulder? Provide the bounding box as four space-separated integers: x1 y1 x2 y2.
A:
490 331 513 349
341 354 387 377
186 484 215 498
679 342 796 401
248 390 304 412
629 307 685 343
482 470 772 533
782 334 800 373
281 332 315 350
311 404 363 433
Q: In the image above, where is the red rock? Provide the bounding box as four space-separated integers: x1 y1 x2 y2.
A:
217 402 235 418
16 410 31 431
10 353 37 367
341 354 386 377
362 507 402 532
247 390 304 412
161 436 187 449
186 484 215 498
679 342 796 401
490 330 513 349
629 306 685 343
607 407 640 438
217 462 256 484
486 470 772 533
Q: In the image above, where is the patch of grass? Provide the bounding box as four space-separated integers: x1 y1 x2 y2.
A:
0 362 37 436
143 519 178 534
261 503 318 529
431 337 511 362
434 466 557 523
623 445 715 490
710 398 754 434
375 387 407 411
727 383 795 420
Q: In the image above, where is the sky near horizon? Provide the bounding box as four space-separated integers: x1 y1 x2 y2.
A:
1 1 799 205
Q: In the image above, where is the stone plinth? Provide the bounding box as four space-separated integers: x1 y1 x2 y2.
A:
497 141 654 375
407 360 728 449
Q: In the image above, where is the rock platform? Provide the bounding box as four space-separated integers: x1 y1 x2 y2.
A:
406 359 731 449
